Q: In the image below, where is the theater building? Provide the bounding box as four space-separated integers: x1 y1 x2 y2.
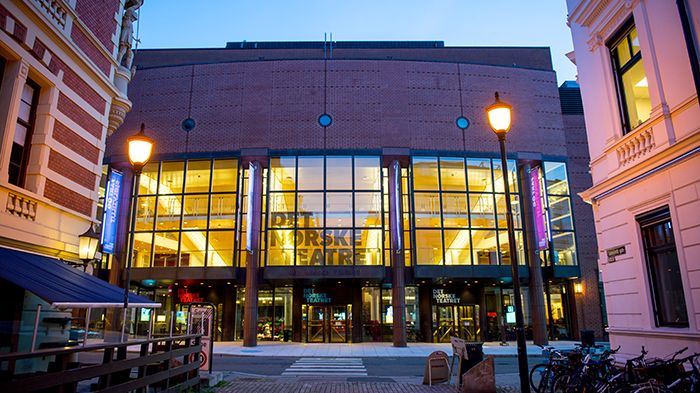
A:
104 41 604 345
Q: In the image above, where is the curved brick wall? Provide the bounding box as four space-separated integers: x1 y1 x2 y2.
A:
107 59 566 160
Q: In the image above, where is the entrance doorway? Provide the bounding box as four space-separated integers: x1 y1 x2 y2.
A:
433 305 479 343
302 304 352 343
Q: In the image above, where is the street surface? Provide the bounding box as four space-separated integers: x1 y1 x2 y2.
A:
212 354 544 377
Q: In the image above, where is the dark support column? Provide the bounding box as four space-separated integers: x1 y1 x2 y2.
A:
518 161 548 346
243 161 262 347
292 285 303 342
418 285 432 343
222 285 236 341
352 284 362 343
389 161 407 347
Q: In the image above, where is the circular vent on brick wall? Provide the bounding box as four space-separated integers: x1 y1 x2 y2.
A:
181 118 196 132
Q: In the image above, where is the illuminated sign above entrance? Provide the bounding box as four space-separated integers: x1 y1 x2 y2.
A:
303 288 332 304
432 289 460 304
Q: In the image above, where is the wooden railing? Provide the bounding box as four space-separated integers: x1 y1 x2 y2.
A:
0 334 202 393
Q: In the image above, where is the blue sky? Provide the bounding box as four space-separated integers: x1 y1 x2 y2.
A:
136 0 577 83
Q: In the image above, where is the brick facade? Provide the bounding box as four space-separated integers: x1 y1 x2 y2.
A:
73 0 119 53
70 24 112 76
52 121 101 164
109 59 566 157
57 92 103 139
47 149 96 190
0 0 129 258
43 179 92 217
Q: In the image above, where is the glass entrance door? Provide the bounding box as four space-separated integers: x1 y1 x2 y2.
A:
435 306 455 343
306 305 325 343
434 305 479 342
302 304 350 343
329 305 347 343
456 305 479 341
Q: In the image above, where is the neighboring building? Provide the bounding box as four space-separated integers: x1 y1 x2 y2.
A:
567 0 700 357
104 41 604 345
0 0 140 355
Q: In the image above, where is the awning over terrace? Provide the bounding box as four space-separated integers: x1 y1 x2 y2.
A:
0 247 159 308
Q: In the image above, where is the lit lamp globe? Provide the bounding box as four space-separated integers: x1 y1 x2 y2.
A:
127 123 154 174
485 92 513 137
78 224 100 263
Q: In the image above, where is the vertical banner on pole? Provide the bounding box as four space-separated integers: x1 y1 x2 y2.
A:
101 169 123 254
529 168 548 250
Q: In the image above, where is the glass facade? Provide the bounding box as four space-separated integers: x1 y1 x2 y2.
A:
411 157 524 266
131 158 239 268
267 156 384 266
124 155 581 344
543 162 577 266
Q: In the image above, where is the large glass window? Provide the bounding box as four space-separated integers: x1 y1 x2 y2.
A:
266 156 384 266
543 162 577 266
8 80 39 187
638 207 688 327
610 21 650 133
130 158 240 267
412 157 523 266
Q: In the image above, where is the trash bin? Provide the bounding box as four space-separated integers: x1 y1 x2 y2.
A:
283 329 291 342
460 342 484 376
580 330 595 347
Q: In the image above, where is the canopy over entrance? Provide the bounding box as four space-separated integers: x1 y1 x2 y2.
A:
0 247 159 308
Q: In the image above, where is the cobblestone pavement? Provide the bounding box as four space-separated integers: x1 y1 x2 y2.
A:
212 374 522 392
216 378 457 392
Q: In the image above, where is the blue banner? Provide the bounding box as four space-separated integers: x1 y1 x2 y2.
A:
100 169 123 254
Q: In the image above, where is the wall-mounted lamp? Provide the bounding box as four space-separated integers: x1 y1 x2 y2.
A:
574 282 584 295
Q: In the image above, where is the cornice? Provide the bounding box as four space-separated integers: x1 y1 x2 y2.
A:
580 131 700 203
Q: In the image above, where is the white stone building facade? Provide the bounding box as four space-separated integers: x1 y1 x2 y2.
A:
567 0 700 357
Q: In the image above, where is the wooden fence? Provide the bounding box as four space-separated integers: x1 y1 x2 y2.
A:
0 334 202 392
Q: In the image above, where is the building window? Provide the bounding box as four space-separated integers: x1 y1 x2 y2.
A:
411 156 524 266
266 155 384 266
130 158 240 268
637 207 689 327
609 20 651 133
8 80 39 187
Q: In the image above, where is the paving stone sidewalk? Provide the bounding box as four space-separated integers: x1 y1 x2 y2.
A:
215 379 457 392
211 374 521 392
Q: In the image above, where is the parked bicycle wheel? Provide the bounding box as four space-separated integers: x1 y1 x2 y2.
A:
530 363 553 393
551 373 573 393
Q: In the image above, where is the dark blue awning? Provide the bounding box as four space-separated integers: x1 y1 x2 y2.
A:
0 247 159 308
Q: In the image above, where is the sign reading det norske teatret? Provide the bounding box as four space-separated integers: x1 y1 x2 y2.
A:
432 289 460 304
303 289 332 304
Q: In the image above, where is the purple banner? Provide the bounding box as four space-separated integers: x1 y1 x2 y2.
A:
530 168 548 250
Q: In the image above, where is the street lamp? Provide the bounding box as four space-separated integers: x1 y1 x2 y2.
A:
485 92 530 393
122 123 154 341
78 224 100 267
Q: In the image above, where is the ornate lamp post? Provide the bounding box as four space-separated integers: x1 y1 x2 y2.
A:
485 92 530 393
78 224 100 271
121 123 154 341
